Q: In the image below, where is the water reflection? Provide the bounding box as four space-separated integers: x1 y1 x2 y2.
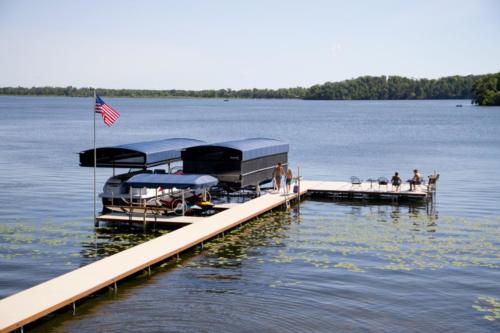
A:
311 198 438 227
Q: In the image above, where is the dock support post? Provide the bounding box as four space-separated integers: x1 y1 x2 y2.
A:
176 253 180 260
181 190 185 216
201 242 204 249
114 281 117 292
148 266 151 275
72 301 76 315
20 327 23 333
129 189 133 221
297 166 301 202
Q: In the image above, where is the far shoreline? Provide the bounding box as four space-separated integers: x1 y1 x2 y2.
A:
0 73 492 103
0 94 477 104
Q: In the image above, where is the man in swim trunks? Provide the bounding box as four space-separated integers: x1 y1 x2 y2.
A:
273 163 285 192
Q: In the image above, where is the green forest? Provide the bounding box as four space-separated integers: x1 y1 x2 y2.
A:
471 72 500 106
1 73 498 104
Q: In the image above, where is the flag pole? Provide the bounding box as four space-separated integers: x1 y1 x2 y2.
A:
93 89 97 227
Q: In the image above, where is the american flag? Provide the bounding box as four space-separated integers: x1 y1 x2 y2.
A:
95 95 120 126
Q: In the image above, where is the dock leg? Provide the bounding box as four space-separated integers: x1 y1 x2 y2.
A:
201 242 204 249
73 301 76 315
114 281 117 292
20 327 24 333
148 266 151 275
176 253 180 260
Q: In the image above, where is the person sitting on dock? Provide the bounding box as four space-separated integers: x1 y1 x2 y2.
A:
286 168 293 193
409 169 422 191
391 172 401 192
273 163 285 192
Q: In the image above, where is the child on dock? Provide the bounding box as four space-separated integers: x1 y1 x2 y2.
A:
286 168 293 193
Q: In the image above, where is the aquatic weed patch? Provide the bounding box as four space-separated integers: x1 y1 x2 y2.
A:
473 296 500 321
178 206 499 275
0 221 168 265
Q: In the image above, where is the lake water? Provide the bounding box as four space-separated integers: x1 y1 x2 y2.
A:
0 97 499 332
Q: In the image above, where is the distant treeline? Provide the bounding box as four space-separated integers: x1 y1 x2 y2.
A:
472 72 500 106
304 75 483 100
0 74 492 101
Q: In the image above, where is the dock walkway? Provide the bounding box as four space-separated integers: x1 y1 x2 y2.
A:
0 180 431 332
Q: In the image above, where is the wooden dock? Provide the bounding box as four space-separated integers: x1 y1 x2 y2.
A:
303 180 428 200
0 180 432 332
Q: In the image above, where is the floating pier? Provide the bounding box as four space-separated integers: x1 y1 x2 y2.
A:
305 180 429 200
0 180 434 332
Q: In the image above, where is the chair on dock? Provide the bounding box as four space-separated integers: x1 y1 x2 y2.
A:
350 176 362 188
427 174 440 192
378 177 388 191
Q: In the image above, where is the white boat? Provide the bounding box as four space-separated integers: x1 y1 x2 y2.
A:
79 138 206 212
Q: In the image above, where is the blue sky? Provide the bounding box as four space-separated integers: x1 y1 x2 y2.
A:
0 0 499 89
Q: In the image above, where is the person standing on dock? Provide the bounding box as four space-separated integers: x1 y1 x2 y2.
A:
286 168 293 193
273 163 285 193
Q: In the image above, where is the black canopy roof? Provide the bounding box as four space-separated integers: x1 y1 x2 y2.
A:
79 138 205 168
182 138 289 162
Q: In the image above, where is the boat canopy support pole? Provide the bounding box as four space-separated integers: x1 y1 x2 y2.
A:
129 188 133 221
93 89 97 227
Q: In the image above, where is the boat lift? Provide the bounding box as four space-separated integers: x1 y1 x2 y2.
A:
97 174 219 226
